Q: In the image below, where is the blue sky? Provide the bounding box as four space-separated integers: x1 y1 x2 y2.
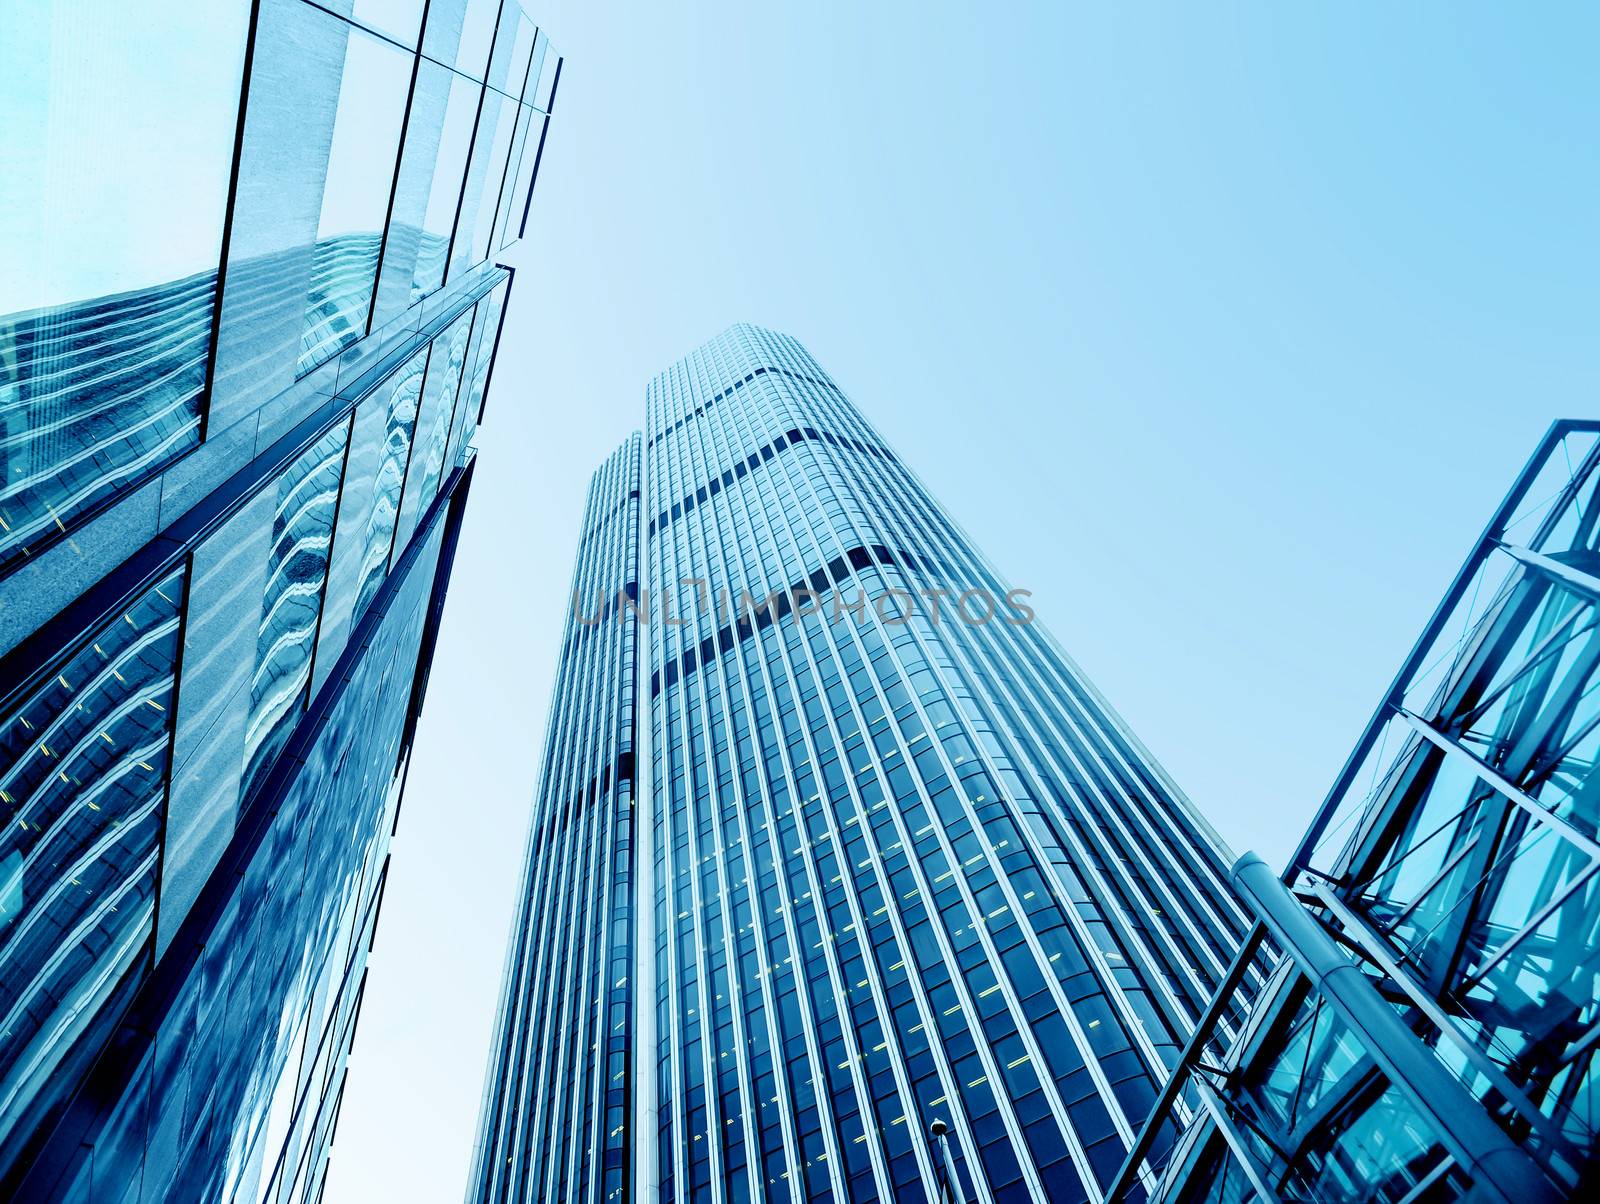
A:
324 3 1598 1199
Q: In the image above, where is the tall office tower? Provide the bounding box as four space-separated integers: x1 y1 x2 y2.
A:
1106 422 1600 1204
0 3 558 1200
471 324 1257 1204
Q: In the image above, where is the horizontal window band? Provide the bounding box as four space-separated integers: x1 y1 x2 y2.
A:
647 364 839 448
647 425 893 540
647 544 935 699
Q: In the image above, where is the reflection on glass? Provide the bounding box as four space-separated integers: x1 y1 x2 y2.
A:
352 349 426 623
421 309 475 503
1292 1081 1449 1204
526 29 554 110
470 94 522 265
0 0 248 568
1246 987 1365 1134
499 106 544 251
498 11 537 99
0 565 185 1159
241 424 348 799
456 0 500 79
396 310 473 554
353 0 425 46
463 286 505 440
1183 1139 1255 1204
297 26 411 377
412 75 483 304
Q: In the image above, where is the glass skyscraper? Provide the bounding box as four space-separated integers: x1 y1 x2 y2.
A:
1107 422 1600 1204
471 325 1260 1204
0 3 558 1200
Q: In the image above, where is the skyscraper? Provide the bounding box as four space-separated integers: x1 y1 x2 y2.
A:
1106 422 1600 1204
471 325 1258 1204
0 3 558 1200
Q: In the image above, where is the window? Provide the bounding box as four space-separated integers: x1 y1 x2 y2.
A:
351 348 427 625
0 0 248 568
411 72 483 303
0 564 185 1154
241 423 348 798
297 26 411 376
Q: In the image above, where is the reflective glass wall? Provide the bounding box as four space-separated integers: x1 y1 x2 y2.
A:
0 0 556 611
0 0 556 1197
1110 422 1600 1204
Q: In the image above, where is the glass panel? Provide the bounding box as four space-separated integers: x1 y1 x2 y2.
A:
453 283 505 460
352 348 426 623
1176 1137 1257 1204
1288 1082 1453 1204
455 0 500 79
526 29 556 111
0 0 248 568
1501 432 1600 551
497 105 541 251
441 303 483 472
394 309 472 552
1443 576 1595 773
352 0 425 46
0 565 184 1159
241 423 348 799
297 26 411 377
1244 986 1366 1135
1520 438 1600 559
1353 741 1491 938
468 93 521 267
500 11 537 100
411 74 482 303
445 90 514 285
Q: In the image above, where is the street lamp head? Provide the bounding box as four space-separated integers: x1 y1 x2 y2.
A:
929 1118 948 1137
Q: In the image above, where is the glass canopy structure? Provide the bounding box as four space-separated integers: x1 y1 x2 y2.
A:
1108 421 1600 1204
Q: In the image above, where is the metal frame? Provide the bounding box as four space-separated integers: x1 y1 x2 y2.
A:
1116 421 1600 1204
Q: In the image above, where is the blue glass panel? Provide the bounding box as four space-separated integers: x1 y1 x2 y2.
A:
411 74 483 303
0 565 184 1164
296 26 411 377
416 309 474 503
0 0 248 568
241 423 348 799
352 348 426 624
352 0 425 46
497 105 542 251
466 93 521 268
455 0 500 80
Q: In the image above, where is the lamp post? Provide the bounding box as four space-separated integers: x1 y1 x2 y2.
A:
929 1118 956 1204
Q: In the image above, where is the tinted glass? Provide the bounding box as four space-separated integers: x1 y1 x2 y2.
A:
0 0 248 567
297 26 411 376
469 93 522 266
352 0 425 45
241 423 348 798
353 349 427 623
412 75 483 303
0 565 185 1160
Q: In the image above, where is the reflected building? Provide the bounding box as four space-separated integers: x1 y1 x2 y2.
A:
1107 422 1600 1204
0 2 559 1200
470 325 1257 1204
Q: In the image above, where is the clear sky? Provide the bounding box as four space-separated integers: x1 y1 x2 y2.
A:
324 3 1598 1200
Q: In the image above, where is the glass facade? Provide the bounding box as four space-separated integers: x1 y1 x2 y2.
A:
471 325 1255 1204
0 2 558 1200
1108 422 1600 1204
